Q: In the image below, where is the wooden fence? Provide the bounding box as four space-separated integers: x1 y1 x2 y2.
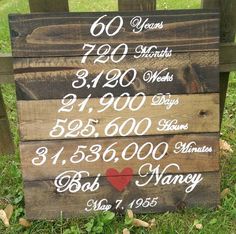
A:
0 0 235 155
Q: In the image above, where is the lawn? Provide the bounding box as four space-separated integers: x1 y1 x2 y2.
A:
0 0 236 233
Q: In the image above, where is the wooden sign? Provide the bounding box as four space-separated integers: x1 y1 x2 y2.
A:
9 10 220 220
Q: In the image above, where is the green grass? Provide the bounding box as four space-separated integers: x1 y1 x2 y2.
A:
0 0 236 233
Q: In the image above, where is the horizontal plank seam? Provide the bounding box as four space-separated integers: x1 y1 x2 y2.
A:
11 49 219 58
15 92 220 100
16 93 220 99
19 131 220 143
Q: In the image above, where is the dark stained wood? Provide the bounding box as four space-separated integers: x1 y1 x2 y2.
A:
29 0 69 13
0 118 15 155
202 0 236 36
1 0 69 83
119 0 156 11
9 10 219 57
202 0 236 124
218 0 236 125
0 54 14 84
24 172 220 219
17 93 219 141
0 88 14 155
20 133 219 181
2 43 235 86
202 0 219 9
9 2 221 218
219 73 230 125
13 52 219 100
0 56 15 154
220 43 236 72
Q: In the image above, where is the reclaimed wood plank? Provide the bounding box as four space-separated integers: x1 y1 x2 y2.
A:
0 90 6 118
4 42 236 86
0 88 14 155
2 0 69 83
9 10 219 57
17 93 219 141
118 0 156 11
202 0 236 124
20 133 219 181
9 1 221 219
23 172 220 219
13 52 219 100
0 54 14 84
0 119 15 155
220 43 236 72
29 0 69 13
202 0 219 9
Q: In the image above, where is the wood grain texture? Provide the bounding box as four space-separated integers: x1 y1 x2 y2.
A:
9 10 219 57
29 0 69 13
9 2 221 219
218 0 236 123
13 52 219 100
202 0 236 124
0 54 14 84
24 172 220 219
17 93 219 141
3 42 236 86
119 0 156 11
202 0 219 9
20 133 219 181
0 88 15 155
220 43 236 72
218 0 236 39
0 119 15 155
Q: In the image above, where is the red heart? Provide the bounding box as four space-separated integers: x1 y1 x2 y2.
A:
106 168 133 192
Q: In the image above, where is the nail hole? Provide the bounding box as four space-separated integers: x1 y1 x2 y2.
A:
199 110 208 117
